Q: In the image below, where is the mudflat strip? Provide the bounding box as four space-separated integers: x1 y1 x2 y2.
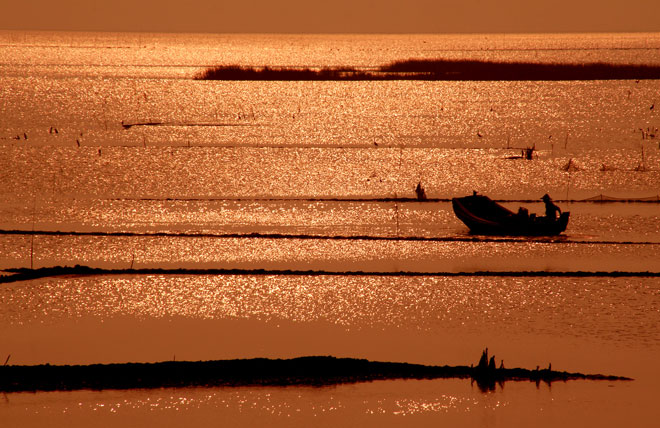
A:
2 265 660 284
0 352 631 393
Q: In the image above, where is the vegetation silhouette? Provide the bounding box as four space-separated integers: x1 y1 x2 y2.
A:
196 59 660 81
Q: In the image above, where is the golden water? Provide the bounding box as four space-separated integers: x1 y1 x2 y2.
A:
1 31 659 427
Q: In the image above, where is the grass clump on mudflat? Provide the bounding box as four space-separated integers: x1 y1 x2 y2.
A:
196 59 660 81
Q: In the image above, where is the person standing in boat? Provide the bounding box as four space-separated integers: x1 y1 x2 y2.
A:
541 194 561 219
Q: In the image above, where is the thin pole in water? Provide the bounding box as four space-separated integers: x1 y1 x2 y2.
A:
394 194 400 237
30 198 36 270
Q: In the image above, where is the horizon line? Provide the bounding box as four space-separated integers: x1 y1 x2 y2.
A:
2 28 660 37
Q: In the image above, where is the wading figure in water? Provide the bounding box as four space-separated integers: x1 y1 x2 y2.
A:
542 194 562 219
415 181 427 201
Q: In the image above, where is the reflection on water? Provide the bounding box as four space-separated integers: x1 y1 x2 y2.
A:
0 374 655 428
1 233 659 272
2 275 657 352
0 381 503 427
1 130 659 204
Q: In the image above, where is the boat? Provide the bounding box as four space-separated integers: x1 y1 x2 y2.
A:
452 194 569 236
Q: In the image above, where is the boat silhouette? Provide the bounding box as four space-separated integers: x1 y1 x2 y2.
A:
452 194 569 236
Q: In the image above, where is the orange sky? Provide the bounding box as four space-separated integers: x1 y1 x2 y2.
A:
2 0 660 33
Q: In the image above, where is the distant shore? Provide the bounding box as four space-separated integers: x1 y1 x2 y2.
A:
0 351 631 393
196 59 660 81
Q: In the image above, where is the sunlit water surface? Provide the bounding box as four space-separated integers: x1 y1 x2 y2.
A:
1 31 659 427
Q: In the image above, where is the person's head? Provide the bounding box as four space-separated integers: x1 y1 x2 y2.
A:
541 194 551 202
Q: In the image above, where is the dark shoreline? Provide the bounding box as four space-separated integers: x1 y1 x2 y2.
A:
0 352 631 393
1 228 659 246
2 265 659 285
196 59 660 81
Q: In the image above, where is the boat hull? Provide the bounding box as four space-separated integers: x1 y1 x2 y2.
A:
452 195 569 236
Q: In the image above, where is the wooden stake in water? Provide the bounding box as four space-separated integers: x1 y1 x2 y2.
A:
394 193 400 237
30 198 36 270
